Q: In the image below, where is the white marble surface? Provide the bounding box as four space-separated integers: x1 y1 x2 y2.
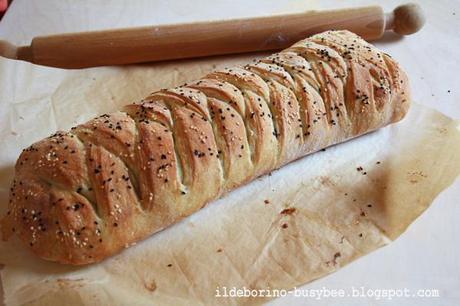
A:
0 0 459 305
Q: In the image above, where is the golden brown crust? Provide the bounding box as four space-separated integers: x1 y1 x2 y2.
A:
0 30 411 265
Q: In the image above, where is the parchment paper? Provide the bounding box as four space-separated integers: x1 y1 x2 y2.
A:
0 51 459 305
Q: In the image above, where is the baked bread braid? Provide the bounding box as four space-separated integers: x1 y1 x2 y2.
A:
1 30 410 265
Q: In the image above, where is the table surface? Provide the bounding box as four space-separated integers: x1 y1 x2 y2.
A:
0 0 459 305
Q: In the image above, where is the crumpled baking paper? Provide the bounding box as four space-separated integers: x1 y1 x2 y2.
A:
0 52 459 306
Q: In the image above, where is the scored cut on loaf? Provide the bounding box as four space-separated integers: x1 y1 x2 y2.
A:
1 30 410 265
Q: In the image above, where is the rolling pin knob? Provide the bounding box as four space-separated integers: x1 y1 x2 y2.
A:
385 3 426 35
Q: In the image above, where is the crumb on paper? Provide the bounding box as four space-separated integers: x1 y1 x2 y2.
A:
144 280 157 292
326 252 341 266
55 278 85 290
280 207 296 215
407 170 428 184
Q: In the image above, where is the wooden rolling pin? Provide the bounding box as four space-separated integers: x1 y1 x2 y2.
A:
0 3 424 69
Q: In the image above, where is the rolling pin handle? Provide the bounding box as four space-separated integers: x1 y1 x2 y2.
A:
385 3 425 35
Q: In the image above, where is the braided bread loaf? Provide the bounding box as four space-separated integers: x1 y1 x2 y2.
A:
1 30 410 265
